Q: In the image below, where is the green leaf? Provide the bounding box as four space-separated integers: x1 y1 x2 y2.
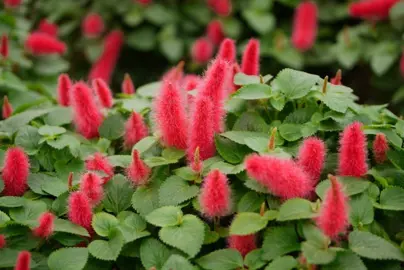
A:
237 191 265 212
161 148 185 160
262 225 300 261
220 131 268 145
47 134 80 151
53 218 90 237
376 186 404 211
0 210 10 226
302 223 330 246
215 135 252 164
159 214 204 258
349 231 404 261
9 200 47 226
230 212 269 235
48 248 89 270
146 206 182 227
301 241 337 265
264 256 298 270
160 38 184 62
99 114 125 140
321 84 355 113
233 84 272 100
137 82 161 98
279 123 303 141
103 175 134 215
196 249 244 270
244 249 266 270
38 125 66 136
316 178 370 199
144 156 177 167
145 4 175 25
132 182 160 216
0 196 25 207
88 230 125 261
0 249 20 268
272 69 320 100
323 251 366 270
133 136 159 154
233 73 272 86
162 254 195 270
349 193 374 227
15 126 41 155
277 198 318 221
44 107 72 126
92 212 119 237
107 155 131 167
370 42 400 76
127 27 156 51
124 5 144 26
390 2 404 30
242 10 274 35
117 211 150 243
140 238 173 270
159 176 199 206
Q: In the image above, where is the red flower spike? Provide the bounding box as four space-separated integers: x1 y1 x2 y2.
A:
136 0 152 5
68 191 93 232
330 69 342 85
228 63 241 93
161 61 185 83
88 30 124 84
0 34 9 58
316 175 349 239
79 172 104 205
373 133 389 164
25 32 66 55
154 80 188 149
92 78 113 108
123 111 148 150
187 96 215 164
200 169 231 218
33 212 55 238
4 0 21 8
38 19 58 37
217 38 236 63
191 37 214 64
126 150 151 186
241 39 260 76
2 96 13 119
85 153 114 184
349 0 399 20
338 122 368 177
228 234 257 258
292 1 318 52
245 154 312 199
207 20 225 46
0 234 6 249
57 73 72 107
199 58 230 132
68 172 73 191
297 137 326 187
122 73 135 94
14 251 31 270
82 13 105 38
70 82 103 139
182 74 202 91
207 0 232 16
1 147 29 196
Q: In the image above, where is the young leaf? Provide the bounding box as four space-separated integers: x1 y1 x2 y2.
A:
277 198 317 221
145 206 183 227
229 212 268 235
196 249 244 270
48 248 89 270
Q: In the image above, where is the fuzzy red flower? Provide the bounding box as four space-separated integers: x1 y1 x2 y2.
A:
126 150 151 186
85 153 114 184
25 32 66 55
92 78 113 108
330 69 342 85
2 96 13 119
161 61 184 83
122 73 135 94
154 80 188 149
88 30 124 84
241 39 260 76
14 251 31 270
79 172 104 205
245 154 312 199
4 0 21 8
199 58 230 132
187 96 215 164
297 137 326 187
292 1 318 52
136 0 152 5
0 234 5 249
123 111 148 150
207 0 232 16
57 73 72 107
0 34 9 58
38 19 58 37
217 38 236 63
33 212 55 238
82 13 104 38
191 37 214 64
228 234 257 257
68 191 93 232
199 169 231 218
1 147 29 196
207 20 225 46
373 133 389 164
182 74 202 91
229 63 241 93
316 175 349 239
338 122 368 177
349 0 399 20
70 82 103 139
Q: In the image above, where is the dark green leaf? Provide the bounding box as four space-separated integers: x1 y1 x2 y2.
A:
196 249 243 270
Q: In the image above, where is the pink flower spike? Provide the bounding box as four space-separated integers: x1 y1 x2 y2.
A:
4 0 21 8
123 111 148 150
228 234 257 258
70 82 103 139
373 133 389 164
79 172 104 205
217 38 236 63
154 80 188 149
126 150 151 186
38 19 58 37
33 212 55 238
25 32 66 55
122 73 135 94
207 0 232 16
2 96 13 119
291 1 318 52
1 147 29 196
136 0 152 5
191 37 214 64
245 154 312 199
0 234 6 249
207 20 225 46
338 122 368 177
85 153 114 184
0 34 9 58
241 38 260 76
297 137 326 187
182 74 202 91
316 175 349 239
199 169 231 218
330 69 342 85
82 13 105 38
68 191 93 232
14 251 31 270
92 78 113 108
57 73 72 106
161 61 185 83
